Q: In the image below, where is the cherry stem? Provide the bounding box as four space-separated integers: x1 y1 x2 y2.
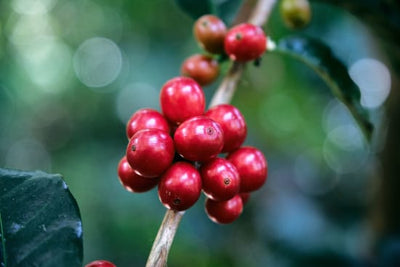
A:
145 210 184 267
145 0 276 266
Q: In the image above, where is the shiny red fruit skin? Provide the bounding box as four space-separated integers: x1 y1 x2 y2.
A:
224 23 267 62
158 162 202 211
117 156 159 193
85 260 116 267
205 104 247 153
181 54 219 86
126 129 174 178
174 116 224 162
200 158 240 201
227 146 268 192
194 15 227 54
205 194 243 224
160 77 205 125
126 108 170 139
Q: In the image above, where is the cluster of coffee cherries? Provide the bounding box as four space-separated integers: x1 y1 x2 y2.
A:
117 15 268 224
181 14 267 86
118 75 267 224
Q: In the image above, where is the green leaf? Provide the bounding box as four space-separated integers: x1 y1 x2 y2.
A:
0 168 83 267
174 0 243 25
272 35 373 141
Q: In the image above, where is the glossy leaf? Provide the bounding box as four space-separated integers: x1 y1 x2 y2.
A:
273 35 373 141
174 0 243 25
0 168 83 267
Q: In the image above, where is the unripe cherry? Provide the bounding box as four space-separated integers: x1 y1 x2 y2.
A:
160 77 205 125
126 129 174 178
126 108 170 139
200 158 240 201
224 23 267 62
85 260 116 267
194 14 227 54
205 195 243 224
174 116 224 162
181 54 219 86
158 162 202 211
280 0 311 29
117 156 159 193
227 146 268 192
205 104 247 153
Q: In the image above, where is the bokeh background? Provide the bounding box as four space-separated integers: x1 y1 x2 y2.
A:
0 0 399 266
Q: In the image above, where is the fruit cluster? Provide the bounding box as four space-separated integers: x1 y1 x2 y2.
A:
181 15 267 87
118 76 267 224
117 15 268 224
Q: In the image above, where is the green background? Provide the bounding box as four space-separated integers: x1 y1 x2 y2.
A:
0 0 398 266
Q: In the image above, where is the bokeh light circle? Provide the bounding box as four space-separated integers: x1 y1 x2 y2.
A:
323 124 369 174
349 58 391 109
73 37 122 89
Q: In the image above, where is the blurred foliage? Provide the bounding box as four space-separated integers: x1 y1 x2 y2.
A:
274 35 373 140
174 0 242 25
0 0 399 266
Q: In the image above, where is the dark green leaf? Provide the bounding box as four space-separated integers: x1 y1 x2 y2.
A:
0 168 83 267
311 0 400 39
311 0 400 72
174 0 243 25
272 35 373 141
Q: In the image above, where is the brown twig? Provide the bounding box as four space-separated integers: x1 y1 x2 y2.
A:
145 210 184 267
145 1 277 266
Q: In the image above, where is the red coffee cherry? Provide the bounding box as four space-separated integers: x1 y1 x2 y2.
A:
85 260 116 267
126 108 170 139
181 54 219 86
117 156 159 193
240 192 251 205
158 162 202 211
126 129 174 178
205 194 243 224
174 116 224 162
205 104 247 153
160 77 205 125
200 158 240 201
194 15 227 54
224 23 267 62
227 146 268 192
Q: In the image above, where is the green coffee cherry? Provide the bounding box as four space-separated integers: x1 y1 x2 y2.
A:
280 0 311 29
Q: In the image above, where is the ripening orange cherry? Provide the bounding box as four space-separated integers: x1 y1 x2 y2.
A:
181 54 219 86
194 15 227 54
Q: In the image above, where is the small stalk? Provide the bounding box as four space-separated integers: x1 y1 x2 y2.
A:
145 210 184 267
